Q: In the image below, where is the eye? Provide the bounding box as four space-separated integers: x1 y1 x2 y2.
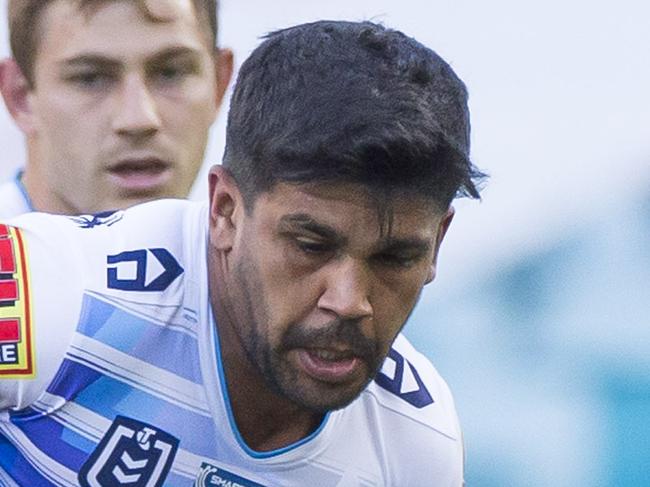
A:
151 60 197 85
66 71 115 90
156 66 183 81
374 252 420 269
294 236 332 254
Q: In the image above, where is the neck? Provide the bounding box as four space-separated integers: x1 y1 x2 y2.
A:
208 249 324 452
219 327 324 451
22 149 72 214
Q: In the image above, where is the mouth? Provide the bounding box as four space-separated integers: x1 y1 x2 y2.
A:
296 348 364 384
107 157 172 194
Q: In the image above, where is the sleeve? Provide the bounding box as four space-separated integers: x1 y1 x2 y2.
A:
0 215 85 411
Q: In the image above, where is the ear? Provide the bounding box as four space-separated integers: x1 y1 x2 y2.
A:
208 165 243 252
425 206 455 284
0 58 36 135
213 48 233 110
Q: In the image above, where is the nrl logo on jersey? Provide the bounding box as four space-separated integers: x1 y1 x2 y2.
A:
194 462 267 487
79 416 179 487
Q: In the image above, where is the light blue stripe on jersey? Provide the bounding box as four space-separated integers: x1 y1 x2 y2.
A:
13 169 34 212
47 358 218 457
161 469 190 486
76 294 203 384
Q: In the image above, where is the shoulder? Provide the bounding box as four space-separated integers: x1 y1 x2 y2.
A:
6 198 204 255
0 199 206 410
353 333 464 484
9 198 207 310
368 334 461 438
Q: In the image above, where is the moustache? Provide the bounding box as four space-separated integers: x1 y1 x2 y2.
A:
280 319 378 366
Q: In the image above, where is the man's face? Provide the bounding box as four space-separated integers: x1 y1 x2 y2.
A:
213 179 452 412
23 0 227 213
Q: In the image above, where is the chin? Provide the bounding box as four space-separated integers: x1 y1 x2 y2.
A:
288 378 373 413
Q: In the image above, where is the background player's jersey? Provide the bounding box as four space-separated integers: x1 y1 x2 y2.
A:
0 172 31 219
0 200 464 486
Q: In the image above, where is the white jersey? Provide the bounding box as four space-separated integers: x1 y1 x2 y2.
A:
0 172 32 220
0 200 464 487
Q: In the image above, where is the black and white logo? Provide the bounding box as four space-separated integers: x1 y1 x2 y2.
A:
194 462 267 487
69 210 124 229
79 416 179 487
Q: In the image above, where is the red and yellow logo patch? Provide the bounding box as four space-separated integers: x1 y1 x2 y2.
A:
0 224 34 377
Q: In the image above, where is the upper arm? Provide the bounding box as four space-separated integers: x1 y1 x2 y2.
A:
0 219 83 411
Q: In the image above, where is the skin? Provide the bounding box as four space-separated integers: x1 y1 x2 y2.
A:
207 166 454 451
0 0 232 214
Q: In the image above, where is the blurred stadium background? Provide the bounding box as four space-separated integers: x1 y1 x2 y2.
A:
1 1 648 485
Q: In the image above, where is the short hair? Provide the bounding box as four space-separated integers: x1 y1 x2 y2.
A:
224 20 486 212
8 0 219 87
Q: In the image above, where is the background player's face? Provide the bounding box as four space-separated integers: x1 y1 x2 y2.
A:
221 181 452 412
22 0 227 213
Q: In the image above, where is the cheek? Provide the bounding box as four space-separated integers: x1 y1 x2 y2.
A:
256 244 322 326
159 101 214 160
162 84 217 130
33 98 76 133
373 275 427 338
33 92 104 148
29 104 98 183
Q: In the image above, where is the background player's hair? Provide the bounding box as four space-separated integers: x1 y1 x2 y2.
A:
8 0 220 87
224 20 486 212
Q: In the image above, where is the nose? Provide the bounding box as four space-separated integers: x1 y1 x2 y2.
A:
112 74 161 138
317 258 373 321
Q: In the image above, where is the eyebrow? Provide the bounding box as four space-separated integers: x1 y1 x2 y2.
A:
61 54 121 70
278 214 433 253
60 46 202 69
376 237 433 255
278 214 343 243
147 46 203 64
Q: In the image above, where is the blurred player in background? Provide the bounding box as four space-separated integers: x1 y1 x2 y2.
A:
0 0 232 218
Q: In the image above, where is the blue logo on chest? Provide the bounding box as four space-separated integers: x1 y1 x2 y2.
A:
107 248 184 292
79 416 179 487
375 348 434 408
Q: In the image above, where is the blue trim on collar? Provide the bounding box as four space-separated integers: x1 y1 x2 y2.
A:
212 315 330 459
14 169 34 211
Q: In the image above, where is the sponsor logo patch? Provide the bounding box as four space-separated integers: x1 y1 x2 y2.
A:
0 225 34 377
194 462 267 487
79 416 179 487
